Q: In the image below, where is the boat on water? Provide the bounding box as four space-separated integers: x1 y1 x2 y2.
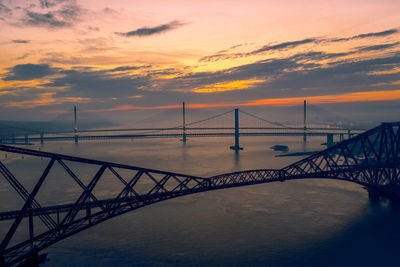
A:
270 145 289 151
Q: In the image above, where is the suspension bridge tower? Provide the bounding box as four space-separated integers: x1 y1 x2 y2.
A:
303 100 307 142
74 105 78 143
230 108 243 151
182 102 187 143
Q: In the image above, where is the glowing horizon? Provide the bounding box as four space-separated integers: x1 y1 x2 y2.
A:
45 88 400 114
0 0 400 122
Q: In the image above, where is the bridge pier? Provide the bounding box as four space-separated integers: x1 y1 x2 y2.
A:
16 248 47 267
230 108 243 151
24 134 29 144
366 186 400 206
367 187 381 203
326 133 334 147
40 132 44 144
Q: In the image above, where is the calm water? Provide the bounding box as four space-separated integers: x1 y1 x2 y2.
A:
1 136 400 266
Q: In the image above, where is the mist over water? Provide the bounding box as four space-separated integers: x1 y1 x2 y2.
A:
1 136 399 266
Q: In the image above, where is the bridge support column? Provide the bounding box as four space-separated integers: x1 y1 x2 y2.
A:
348 129 352 139
74 105 78 144
40 132 44 144
12 134 15 144
20 248 47 267
182 102 187 143
24 134 29 144
367 187 380 203
230 108 243 151
303 100 307 143
326 134 333 147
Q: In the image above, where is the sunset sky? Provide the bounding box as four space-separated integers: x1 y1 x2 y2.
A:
1 0 400 123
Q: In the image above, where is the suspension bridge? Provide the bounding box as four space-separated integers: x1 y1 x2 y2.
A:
0 121 399 266
0 102 365 150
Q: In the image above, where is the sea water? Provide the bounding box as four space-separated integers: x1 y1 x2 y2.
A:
1 136 399 267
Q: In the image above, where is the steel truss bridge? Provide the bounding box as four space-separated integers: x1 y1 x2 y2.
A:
0 122 399 266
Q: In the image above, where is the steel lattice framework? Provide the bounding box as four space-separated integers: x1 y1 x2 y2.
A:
0 122 399 266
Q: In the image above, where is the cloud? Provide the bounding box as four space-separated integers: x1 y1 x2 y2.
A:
356 42 400 52
57 3 82 20
109 65 151 72
6 92 89 108
2 32 400 115
3 63 58 81
12 39 30 43
0 1 12 20
200 28 400 63
115 20 186 37
331 29 399 42
16 53 31 60
200 38 318 62
158 51 400 107
46 68 150 98
249 38 318 55
20 1 84 28
39 0 73 9
23 11 67 27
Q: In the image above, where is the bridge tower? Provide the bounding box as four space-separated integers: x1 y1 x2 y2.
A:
230 108 243 151
303 100 307 142
182 102 187 143
73 105 78 143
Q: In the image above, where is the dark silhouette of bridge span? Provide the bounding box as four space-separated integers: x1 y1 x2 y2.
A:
0 106 363 149
0 122 399 266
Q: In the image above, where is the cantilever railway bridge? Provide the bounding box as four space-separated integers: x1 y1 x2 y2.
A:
0 122 399 266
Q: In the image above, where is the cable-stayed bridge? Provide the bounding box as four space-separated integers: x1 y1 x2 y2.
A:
0 104 365 149
0 121 399 266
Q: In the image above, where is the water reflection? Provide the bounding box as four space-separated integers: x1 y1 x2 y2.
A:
1 136 397 266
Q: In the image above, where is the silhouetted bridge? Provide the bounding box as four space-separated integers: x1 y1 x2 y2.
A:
0 122 399 266
0 107 364 149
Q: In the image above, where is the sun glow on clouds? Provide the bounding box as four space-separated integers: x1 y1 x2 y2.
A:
0 79 49 90
193 79 264 93
0 90 10 95
7 93 90 108
69 89 400 114
128 95 144 99
243 89 400 106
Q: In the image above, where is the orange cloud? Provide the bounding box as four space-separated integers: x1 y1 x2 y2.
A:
7 93 90 108
0 79 48 89
71 88 400 113
129 95 144 99
193 79 264 93
243 89 400 106
0 90 10 95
